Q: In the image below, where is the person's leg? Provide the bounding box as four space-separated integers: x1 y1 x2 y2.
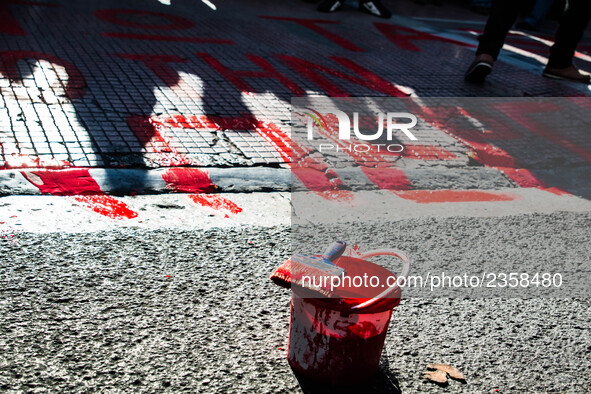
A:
476 0 522 60
547 0 591 68
543 0 591 82
465 0 522 82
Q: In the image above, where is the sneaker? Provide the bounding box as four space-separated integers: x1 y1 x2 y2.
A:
543 65 591 83
317 0 343 12
464 54 494 83
359 1 392 18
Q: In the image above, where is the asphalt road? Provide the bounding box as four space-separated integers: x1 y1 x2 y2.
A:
1 213 590 393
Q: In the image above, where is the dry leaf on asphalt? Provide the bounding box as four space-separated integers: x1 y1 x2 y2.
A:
423 369 448 384
427 363 466 381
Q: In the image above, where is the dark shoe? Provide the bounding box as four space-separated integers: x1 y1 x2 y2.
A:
359 1 392 18
464 54 494 83
317 0 343 12
543 65 591 83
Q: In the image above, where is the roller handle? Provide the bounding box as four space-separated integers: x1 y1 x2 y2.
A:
321 241 347 264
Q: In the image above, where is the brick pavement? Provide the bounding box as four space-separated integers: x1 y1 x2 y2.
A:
0 0 590 201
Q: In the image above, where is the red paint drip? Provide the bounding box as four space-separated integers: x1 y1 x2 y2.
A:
162 167 216 193
72 195 138 219
394 190 519 203
189 194 242 218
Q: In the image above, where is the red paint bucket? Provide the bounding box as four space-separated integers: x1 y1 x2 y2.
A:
287 249 411 385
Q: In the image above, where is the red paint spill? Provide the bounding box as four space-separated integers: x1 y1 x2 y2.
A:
20 168 138 219
393 190 519 203
162 167 216 193
21 168 104 195
72 195 138 220
189 194 242 218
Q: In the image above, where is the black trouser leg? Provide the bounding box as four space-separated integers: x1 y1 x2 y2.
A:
547 0 591 68
476 0 523 60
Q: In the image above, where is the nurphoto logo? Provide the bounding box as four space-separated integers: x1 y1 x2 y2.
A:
303 109 418 153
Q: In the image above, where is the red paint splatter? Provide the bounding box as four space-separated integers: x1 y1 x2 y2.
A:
72 195 138 219
393 190 519 203
189 194 242 218
162 167 216 193
20 168 138 219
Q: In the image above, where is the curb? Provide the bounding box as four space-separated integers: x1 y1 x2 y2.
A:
0 167 291 196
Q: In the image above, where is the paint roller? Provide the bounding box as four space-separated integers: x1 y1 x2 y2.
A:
270 241 347 297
